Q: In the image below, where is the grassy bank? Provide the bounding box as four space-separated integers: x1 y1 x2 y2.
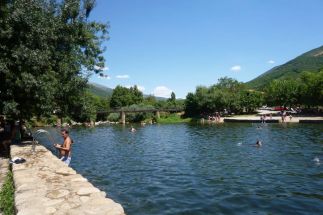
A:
0 171 14 215
157 114 192 124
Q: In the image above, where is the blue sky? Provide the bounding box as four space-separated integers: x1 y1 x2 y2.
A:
89 0 323 98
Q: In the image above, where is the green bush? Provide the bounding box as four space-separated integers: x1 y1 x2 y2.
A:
108 113 120 122
126 112 154 123
0 171 14 215
46 115 58 126
157 113 191 124
126 113 143 123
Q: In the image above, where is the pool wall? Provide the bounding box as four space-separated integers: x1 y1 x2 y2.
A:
10 143 125 215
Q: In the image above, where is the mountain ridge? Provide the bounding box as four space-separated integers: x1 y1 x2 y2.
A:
247 45 323 89
87 83 167 100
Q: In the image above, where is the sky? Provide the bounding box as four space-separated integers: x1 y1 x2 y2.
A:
89 0 323 98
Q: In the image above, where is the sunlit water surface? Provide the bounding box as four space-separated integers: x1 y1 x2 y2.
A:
38 123 323 215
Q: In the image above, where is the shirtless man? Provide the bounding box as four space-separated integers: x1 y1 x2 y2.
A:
54 129 73 166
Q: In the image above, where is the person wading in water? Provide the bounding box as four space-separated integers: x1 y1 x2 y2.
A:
54 128 73 166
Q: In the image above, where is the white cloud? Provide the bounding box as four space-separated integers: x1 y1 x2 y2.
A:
116 75 130 79
137 85 145 92
153 86 172 98
94 65 109 71
267 60 275 64
230 65 241 72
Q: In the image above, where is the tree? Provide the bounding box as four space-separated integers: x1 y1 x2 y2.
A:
110 86 132 108
184 77 261 116
299 71 323 107
143 95 157 106
184 93 198 117
265 79 302 107
0 0 108 120
1 0 59 119
217 77 245 92
69 92 97 122
110 85 144 109
240 90 264 113
130 85 143 104
169 92 176 102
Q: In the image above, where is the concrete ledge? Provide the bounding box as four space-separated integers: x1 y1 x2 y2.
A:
224 119 279 123
299 120 323 123
10 144 125 215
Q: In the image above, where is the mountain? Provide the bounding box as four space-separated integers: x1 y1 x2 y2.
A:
87 83 113 98
247 45 323 89
87 83 168 101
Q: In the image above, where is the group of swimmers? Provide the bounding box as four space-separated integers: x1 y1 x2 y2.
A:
281 111 293 122
259 111 293 123
208 112 221 122
260 114 271 123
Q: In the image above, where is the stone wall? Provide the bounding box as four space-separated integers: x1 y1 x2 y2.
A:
10 144 125 215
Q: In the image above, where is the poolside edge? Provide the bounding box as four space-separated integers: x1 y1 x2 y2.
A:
10 144 125 215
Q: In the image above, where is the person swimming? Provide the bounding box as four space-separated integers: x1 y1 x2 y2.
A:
256 139 262 147
130 126 136 132
313 157 320 165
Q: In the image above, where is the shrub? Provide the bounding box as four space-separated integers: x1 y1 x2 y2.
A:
108 113 120 122
0 171 14 215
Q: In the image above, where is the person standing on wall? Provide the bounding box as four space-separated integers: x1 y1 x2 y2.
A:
54 128 73 166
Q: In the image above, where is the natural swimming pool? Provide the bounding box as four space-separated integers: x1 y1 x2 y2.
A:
39 123 323 215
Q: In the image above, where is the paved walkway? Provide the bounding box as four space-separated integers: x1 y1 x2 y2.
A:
11 144 125 215
224 115 323 123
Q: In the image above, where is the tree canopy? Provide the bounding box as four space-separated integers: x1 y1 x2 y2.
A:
0 0 108 120
265 70 323 108
110 85 143 109
184 77 264 117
